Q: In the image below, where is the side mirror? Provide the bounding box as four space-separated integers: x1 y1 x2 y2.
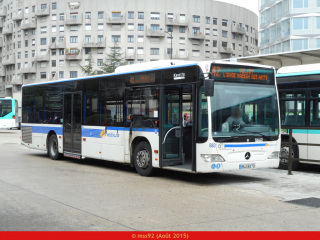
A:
204 76 214 97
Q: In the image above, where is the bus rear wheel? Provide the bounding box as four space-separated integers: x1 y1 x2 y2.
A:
48 134 62 160
279 142 300 171
133 141 154 177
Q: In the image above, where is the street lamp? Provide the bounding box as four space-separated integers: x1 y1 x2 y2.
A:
165 30 173 60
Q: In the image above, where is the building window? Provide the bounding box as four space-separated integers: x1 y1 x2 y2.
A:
222 31 227 38
18 41 21 48
70 36 78 43
59 60 64 66
98 35 103 42
59 49 64 55
51 50 56 56
292 17 309 30
70 25 78 31
18 52 21 59
179 26 185 33
167 25 173 32
151 24 160 30
98 48 104 54
128 23 134 31
137 47 144 55
213 40 217 47
167 37 172 44
205 28 210 35
245 35 248 42
52 25 56 32
206 17 210 24
40 72 46 79
52 60 56 67
25 40 28 47
292 39 308 51
97 59 103 66
59 71 64 78
150 48 159 55
138 24 144 31
293 0 308 8
112 35 121 42
97 11 104 19
238 44 242 51
213 18 217 25
222 19 228 27
98 23 104 31
60 13 64 20
192 50 200 57
232 33 235 39
41 26 47 34
213 29 217 36
151 12 160 20
85 12 91 19
41 38 47 45
213 52 217 58
32 5 35 12
222 42 228 48
138 12 144 19
85 48 91 54
179 37 185 44
52 2 57 10
85 35 91 42
85 24 92 31
193 15 200 23
138 36 144 43
60 25 64 32
128 35 134 42
128 11 134 19
70 71 78 78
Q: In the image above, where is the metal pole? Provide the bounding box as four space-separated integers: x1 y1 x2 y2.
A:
288 128 293 175
170 32 173 60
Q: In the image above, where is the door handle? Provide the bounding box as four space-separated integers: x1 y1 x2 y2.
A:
162 126 181 144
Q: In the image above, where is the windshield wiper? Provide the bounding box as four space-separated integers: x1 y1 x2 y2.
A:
216 136 238 142
238 130 274 141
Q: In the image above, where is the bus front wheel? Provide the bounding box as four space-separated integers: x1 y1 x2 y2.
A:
48 135 62 160
133 141 155 177
279 142 300 171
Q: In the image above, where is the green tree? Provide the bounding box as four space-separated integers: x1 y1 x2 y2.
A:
100 41 126 74
78 52 97 76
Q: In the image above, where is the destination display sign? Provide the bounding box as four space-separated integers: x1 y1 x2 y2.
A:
129 73 156 84
210 64 275 84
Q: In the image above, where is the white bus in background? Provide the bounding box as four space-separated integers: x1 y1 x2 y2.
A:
21 61 280 176
277 64 320 170
0 98 20 130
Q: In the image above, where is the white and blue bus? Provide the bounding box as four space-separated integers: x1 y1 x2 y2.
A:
0 98 20 129
277 65 320 170
21 61 280 176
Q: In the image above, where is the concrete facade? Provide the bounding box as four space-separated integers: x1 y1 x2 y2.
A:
0 0 258 115
259 0 320 54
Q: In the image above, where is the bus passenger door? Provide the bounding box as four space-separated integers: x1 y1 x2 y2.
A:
63 93 82 157
161 88 183 166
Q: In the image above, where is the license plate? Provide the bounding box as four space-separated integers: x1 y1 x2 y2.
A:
239 164 255 170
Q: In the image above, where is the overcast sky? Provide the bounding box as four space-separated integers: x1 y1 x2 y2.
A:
215 0 259 16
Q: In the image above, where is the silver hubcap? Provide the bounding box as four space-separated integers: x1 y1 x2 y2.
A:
280 145 293 165
50 139 58 156
136 149 150 169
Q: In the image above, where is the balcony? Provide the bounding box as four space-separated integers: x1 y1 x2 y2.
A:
165 15 189 26
65 52 82 61
20 65 36 74
21 21 37 30
0 66 5 77
125 51 136 60
2 54 16 66
49 39 66 49
146 26 166 37
65 13 83 25
12 75 23 85
219 45 233 54
35 6 50 17
244 48 258 57
12 10 24 21
188 30 205 40
82 37 106 48
0 6 6 17
172 51 189 59
2 25 13 35
35 52 50 62
232 24 246 35
106 13 126 24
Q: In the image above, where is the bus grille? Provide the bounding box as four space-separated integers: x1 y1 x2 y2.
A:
22 127 32 144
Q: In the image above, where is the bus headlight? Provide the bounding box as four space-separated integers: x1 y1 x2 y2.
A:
268 151 279 159
201 154 225 163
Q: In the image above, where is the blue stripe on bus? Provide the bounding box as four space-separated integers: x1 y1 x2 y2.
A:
22 125 63 135
292 129 320 134
224 143 267 148
81 127 159 138
22 63 199 87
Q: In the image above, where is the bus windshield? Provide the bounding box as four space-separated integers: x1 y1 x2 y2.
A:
199 83 279 141
0 100 12 118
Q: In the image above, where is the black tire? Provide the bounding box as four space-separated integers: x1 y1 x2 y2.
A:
279 142 300 171
133 141 154 177
48 134 62 160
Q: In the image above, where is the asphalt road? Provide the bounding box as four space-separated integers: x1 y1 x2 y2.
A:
1 130 320 231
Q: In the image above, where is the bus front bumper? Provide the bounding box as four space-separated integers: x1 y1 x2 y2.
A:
196 158 280 173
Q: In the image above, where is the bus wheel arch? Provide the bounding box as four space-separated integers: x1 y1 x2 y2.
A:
47 131 62 160
131 137 154 176
280 134 300 171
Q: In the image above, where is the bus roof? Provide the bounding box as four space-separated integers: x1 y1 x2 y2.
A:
277 70 320 78
23 60 275 87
